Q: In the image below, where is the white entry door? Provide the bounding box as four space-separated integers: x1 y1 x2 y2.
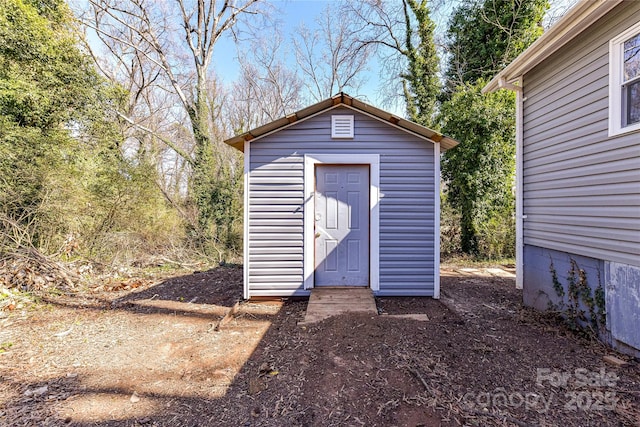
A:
314 164 370 286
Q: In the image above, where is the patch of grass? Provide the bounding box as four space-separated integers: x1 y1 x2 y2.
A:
0 342 13 353
441 253 515 269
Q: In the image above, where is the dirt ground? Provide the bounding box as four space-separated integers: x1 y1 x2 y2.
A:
1 265 639 426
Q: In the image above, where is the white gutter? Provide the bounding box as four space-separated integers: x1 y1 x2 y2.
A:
514 78 524 290
434 142 441 298
243 140 250 299
490 79 525 289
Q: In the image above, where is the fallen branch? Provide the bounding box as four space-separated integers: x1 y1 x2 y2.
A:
215 301 241 331
0 248 79 293
407 367 430 391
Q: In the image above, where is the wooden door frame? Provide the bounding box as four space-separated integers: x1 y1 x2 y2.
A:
303 154 380 292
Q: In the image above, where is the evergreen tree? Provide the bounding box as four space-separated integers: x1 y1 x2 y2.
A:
440 0 548 256
444 0 548 92
440 82 515 255
0 0 106 245
0 0 175 261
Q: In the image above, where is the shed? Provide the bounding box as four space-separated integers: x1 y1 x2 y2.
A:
484 0 640 356
224 93 458 299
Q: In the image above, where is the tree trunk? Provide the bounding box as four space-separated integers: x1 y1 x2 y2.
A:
460 204 478 255
189 69 216 245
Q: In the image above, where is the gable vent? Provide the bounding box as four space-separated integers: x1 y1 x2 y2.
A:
331 115 354 138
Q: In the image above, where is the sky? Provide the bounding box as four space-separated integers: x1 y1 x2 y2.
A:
82 0 579 118
211 0 385 105
210 0 579 113
211 0 329 84
209 0 460 115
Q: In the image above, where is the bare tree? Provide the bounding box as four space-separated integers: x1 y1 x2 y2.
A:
345 0 447 116
293 3 373 102
77 10 197 228
226 33 304 133
78 0 263 247
544 0 580 28
345 0 444 121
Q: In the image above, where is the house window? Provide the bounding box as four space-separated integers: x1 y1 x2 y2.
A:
609 22 640 136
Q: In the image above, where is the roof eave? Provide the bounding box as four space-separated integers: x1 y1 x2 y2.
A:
483 0 623 93
224 93 458 152
347 96 457 150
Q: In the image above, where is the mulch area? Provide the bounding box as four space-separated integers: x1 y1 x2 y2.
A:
0 265 638 426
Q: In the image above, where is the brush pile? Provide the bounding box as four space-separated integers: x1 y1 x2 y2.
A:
0 248 78 293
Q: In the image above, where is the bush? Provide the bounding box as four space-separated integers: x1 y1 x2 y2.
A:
440 193 462 257
440 194 515 261
476 211 515 260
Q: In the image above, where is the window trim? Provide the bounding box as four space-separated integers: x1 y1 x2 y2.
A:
609 21 640 136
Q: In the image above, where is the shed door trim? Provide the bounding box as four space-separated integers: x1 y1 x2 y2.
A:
303 154 380 292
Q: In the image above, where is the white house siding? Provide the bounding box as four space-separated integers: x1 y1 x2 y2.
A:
247 107 436 297
522 2 640 268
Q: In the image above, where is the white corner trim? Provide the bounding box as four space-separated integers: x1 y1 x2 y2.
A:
243 140 251 299
515 77 524 290
433 143 441 299
608 20 640 137
303 156 315 291
303 154 380 292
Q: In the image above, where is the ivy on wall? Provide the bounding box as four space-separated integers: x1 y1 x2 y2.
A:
548 258 606 334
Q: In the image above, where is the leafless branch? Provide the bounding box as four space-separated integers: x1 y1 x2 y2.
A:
293 2 373 102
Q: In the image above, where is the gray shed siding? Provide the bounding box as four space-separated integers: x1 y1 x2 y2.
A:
247 107 436 297
521 1 640 267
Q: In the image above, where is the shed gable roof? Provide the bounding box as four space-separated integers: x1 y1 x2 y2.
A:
483 0 623 93
223 93 458 151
